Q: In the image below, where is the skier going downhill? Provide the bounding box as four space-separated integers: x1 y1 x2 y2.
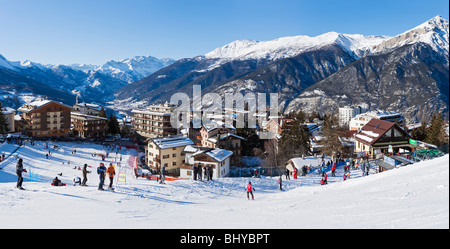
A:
246 181 255 200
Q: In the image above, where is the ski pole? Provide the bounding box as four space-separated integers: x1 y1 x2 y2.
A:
239 190 246 199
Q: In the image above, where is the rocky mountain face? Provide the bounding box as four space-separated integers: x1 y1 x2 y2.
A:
0 66 77 108
286 15 449 122
285 42 449 122
370 15 449 59
212 44 357 110
113 33 388 109
114 16 448 123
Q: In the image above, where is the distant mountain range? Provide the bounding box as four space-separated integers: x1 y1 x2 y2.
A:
0 55 175 108
1 15 448 123
113 15 448 122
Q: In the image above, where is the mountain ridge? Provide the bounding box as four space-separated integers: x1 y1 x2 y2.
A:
0 54 175 108
1 15 448 123
113 16 448 123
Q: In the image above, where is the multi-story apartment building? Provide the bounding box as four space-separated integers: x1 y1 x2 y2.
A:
131 103 178 138
72 102 102 116
71 102 107 139
18 100 72 137
71 113 108 139
189 122 243 165
146 135 194 175
339 106 366 127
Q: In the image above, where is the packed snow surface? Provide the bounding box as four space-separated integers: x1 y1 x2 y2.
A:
0 141 448 228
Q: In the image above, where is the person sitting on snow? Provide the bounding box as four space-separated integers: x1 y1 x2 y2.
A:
52 177 63 186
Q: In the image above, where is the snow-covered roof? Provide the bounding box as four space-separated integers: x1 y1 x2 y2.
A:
132 109 172 116
355 134 373 143
288 156 332 170
74 103 102 111
183 145 199 153
17 100 72 113
207 133 245 144
71 112 108 120
150 136 194 150
193 148 233 163
17 100 51 112
202 121 236 132
1 107 15 115
354 118 408 145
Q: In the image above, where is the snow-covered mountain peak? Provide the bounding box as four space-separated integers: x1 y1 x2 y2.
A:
370 15 449 58
0 53 17 71
204 32 389 61
416 15 448 32
96 55 176 83
204 39 260 59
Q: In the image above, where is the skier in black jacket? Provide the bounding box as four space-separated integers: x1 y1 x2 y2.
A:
82 164 91 186
16 158 26 190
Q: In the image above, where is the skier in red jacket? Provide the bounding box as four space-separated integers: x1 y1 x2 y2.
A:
246 181 255 200
331 163 336 177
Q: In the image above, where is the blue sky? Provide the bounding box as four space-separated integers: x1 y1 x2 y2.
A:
0 0 448 65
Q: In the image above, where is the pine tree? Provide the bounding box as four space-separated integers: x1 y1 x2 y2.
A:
411 121 427 141
0 101 10 134
425 112 447 147
107 114 120 135
278 109 311 163
319 114 346 157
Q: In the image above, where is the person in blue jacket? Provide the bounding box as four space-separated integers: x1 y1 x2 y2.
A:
97 163 106 190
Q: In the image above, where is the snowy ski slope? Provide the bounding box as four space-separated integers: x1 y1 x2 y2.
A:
0 141 448 228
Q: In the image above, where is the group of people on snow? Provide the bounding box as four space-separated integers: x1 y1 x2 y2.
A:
192 163 213 182
14 156 117 191
96 162 115 190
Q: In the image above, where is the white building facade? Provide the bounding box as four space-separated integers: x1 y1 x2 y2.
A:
339 106 366 127
349 110 406 131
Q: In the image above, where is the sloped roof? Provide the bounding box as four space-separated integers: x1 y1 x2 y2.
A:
355 118 406 145
150 136 194 150
17 100 72 113
288 156 332 170
193 148 233 163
